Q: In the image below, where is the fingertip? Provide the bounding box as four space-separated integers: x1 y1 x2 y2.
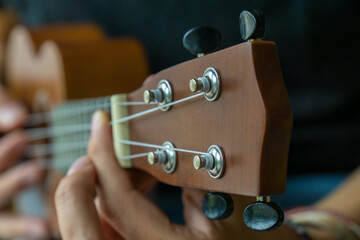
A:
89 110 116 166
91 110 110 133
0 102 27 131
67 156 91 176
182 188 215 236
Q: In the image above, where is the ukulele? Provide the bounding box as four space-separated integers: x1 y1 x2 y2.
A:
7 10 292 233
5 23 149 234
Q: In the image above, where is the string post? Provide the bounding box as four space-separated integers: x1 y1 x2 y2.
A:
189 77 211 93
143 79 173 111
148 150 167 165
143 89 164 103
193 144 225 179
193 153 214 170
189 67 221 102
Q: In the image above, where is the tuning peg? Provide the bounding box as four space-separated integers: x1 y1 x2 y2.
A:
202 192 234 220
243 196 284 232
183 26 222 57
147 150 167 165
143 89 164 104
239 9 265 41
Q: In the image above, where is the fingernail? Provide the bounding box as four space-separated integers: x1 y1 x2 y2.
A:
67 157 90 175
91 110 107 132
0 103 26 128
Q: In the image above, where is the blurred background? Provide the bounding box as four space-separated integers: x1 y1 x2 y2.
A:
1 0 359 223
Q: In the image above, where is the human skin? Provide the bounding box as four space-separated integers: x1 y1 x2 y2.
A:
55 110 304 240
0 86 50 239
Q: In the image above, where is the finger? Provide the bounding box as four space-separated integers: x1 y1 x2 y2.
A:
0 214 49 240
0 101 27 131
89 111 184 239
182 188 218 238
0 131 27 172
55 157 104 240
88 110 133 192
0 162 45 207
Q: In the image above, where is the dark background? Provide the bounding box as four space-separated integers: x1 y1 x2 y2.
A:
2 0 360 219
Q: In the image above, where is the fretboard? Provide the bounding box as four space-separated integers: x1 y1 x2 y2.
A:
51 96 111 172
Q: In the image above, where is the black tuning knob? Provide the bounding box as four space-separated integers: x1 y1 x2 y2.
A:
239 9 265 41
183 26 222 57
243 197 284 232
201 192 234 220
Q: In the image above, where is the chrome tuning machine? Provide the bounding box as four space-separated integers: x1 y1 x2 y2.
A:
147 141 177 174
193 144 224 179
189 67 220 101
143 79 172 111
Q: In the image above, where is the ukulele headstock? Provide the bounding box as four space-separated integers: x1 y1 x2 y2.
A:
112 38 292 197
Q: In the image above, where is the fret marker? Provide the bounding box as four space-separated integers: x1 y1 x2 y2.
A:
143 79 173 111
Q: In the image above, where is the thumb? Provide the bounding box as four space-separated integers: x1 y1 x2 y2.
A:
0 102 27 131
88 110 182 239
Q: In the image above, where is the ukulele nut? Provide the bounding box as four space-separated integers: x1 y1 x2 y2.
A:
143 79 173 111
189 67 220 101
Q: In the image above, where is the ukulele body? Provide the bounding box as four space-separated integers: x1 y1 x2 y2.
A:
5 23 149 234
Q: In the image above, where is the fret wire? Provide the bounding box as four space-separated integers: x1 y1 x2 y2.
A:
35 152 150 171
25 141 89 158
26 96 111 126
26 123 92 141
26 93 204 141
26 97 152 126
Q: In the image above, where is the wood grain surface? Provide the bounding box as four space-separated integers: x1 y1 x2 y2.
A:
127 41 292 196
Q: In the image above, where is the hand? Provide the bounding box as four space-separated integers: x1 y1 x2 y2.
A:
0 87 50 239
55 110 301 240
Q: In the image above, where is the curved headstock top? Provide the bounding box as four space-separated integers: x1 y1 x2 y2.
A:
118 40 292 197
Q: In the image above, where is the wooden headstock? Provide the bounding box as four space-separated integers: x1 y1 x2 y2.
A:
114 40 292 197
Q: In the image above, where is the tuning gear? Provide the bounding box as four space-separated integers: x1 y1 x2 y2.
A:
202 192 234 220
243 196 284 232
183 26 222 57
239 9 265 41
